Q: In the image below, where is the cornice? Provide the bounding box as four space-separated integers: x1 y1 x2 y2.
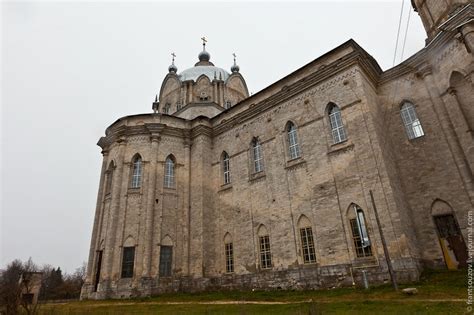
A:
212 48 380 137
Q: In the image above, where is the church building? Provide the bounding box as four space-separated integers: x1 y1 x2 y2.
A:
81 1 473 299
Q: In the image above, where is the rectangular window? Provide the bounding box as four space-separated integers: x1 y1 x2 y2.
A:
159 246 173 277
253 142 264 173
350 218 372 258
259 235 272 269
223 157 231 185
300 227 316 263
121 247 135 278
329 110 347 144
288 129 300 159
225 242 234 273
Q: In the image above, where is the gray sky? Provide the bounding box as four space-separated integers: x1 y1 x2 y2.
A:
1 1 426 273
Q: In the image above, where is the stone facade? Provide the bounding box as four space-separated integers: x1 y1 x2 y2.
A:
81 2 473 299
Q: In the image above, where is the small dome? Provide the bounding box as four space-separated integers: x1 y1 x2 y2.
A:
231 63 240 73
168 63 178 73
198 50 210 62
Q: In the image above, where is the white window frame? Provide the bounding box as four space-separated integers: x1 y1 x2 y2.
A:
287 123 300 160
329 105 347 144
252 139 264 173
130 157 142 188
222 152 231 185
164 157 175 188
400 102 424 139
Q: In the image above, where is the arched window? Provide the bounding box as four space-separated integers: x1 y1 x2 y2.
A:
286 122 300 160
164 156 175 188
252 138 264 173
130 155 142 188
400 102 424 139
222 152 231 185
328 104 347 144
349 204 372 258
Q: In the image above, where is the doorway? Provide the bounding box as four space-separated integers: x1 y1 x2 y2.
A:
434 214 468 269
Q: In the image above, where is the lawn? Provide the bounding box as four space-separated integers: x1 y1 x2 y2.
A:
38 269 468 314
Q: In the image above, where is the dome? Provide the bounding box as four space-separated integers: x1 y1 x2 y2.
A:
178 66 230 82
198 50 210 62
168 63 178 73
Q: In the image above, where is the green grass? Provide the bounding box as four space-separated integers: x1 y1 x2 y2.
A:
38 269 469 314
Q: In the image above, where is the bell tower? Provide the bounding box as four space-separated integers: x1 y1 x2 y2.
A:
411 0 473 46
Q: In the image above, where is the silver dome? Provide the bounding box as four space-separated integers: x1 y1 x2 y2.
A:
178 66 230 82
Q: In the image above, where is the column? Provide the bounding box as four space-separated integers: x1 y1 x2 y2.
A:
142 134 160 277
104 137 127 280
418 63 474 204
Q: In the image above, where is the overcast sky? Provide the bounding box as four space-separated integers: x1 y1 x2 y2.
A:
1 1 426 273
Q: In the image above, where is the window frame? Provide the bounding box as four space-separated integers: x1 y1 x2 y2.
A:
225 242 234 273
252 138 264 174
121 246 135 278
349 206 373 258
222 152 231 185
286 122 301 160
164 156 175 189
400 102 424 139
299 227 317 264
130 156 142 189
328 104 347 144
259 235 272 269
159 245 173 277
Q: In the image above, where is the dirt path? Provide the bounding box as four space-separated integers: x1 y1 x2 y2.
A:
58 298 465 307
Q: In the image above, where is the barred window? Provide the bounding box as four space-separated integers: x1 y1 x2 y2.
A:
130 156 142 188
164 156 175 188
328 105 347 144
252 138 264 173
159 246 172 277
259 235 272 269
222 152 231 185
350 206 372 258
121 246 135 278
400 102 424 139
287 122 300 160
300 227 316 263
225 242 234 273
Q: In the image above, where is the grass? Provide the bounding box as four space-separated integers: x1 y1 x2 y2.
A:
38 269 468 314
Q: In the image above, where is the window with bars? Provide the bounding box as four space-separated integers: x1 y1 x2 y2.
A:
400 102 424 139
130 156 142 188
252 139 264 173
121 247 135 278
328 105 347 144
222 152 231 185
225 242 234 273
287 122 300 160
159 246 172 277
349 208 373 258
164 156 175 188
300 227 316 263
259 235 272 269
